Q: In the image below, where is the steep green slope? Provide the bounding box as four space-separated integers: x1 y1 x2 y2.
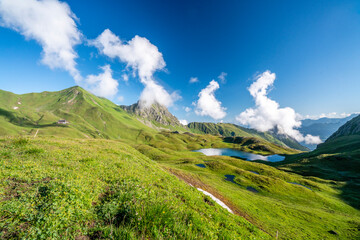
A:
187 122 308 151
274 114 360 181
0 137 269 239
327 114 360 141
273 135 360 181
0 86 156 141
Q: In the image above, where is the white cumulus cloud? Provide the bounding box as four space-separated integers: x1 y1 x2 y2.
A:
194 80 226 120
189 77 199 83
179 119 188 125
90 29 179 108
236 71 322 145
184 107 191 112
84 65 118 98
0 0 82 81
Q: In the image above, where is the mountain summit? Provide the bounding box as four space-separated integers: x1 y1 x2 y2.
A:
121 101 182 127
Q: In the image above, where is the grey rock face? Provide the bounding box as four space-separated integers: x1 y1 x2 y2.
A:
121 101 181 126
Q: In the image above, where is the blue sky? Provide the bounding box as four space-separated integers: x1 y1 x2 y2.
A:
1 0 360 126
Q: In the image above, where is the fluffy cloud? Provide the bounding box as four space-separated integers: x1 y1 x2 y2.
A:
195 80 226 120
0 0 82 81
184 107 191 112
236 71 322 145
189 77 199 83
218 72 227 83
84 65 118 98
139 81 181 108
90 29 179 107
179 119 188 125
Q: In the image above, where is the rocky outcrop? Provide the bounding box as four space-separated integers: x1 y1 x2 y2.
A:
121 102 182 126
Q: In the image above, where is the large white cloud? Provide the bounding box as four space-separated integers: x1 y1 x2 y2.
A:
90 29 179 108
0 0 82 81
84 65 118 98
236 71 322 145
194 80 226 120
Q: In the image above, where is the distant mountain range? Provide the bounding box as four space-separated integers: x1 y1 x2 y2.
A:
298 114 358 149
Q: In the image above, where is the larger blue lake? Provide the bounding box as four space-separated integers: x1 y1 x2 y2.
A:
193 148 285 162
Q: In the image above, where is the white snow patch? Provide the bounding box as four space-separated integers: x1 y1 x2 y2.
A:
197 188 233 214
13 106 19 110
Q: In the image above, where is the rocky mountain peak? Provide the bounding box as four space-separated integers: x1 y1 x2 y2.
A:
120 101 182 126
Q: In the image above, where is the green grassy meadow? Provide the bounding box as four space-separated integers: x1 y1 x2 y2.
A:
0 137 269 239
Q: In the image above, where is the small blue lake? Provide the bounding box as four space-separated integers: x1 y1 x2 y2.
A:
193 148 285 162
195 164 206 168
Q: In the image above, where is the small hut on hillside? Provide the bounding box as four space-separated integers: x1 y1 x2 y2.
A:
57 119 69 124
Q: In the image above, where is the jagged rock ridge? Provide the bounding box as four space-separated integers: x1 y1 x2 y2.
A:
121 101 182 126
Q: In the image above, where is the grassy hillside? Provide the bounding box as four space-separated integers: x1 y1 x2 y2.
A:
0 137 269 239
2 135 359 239
187 122 308 151
271 119 360 213
272 114 360 182
131 132 360 239
0 87 157 140
327 114 360 141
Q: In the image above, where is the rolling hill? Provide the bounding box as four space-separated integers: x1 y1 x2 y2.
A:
0 86 157 141
187 122 308 151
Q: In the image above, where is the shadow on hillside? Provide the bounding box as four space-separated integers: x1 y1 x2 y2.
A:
0 108 64 129
273 154 360 210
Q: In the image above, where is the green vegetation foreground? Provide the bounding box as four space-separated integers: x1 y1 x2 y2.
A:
0 137 268 239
